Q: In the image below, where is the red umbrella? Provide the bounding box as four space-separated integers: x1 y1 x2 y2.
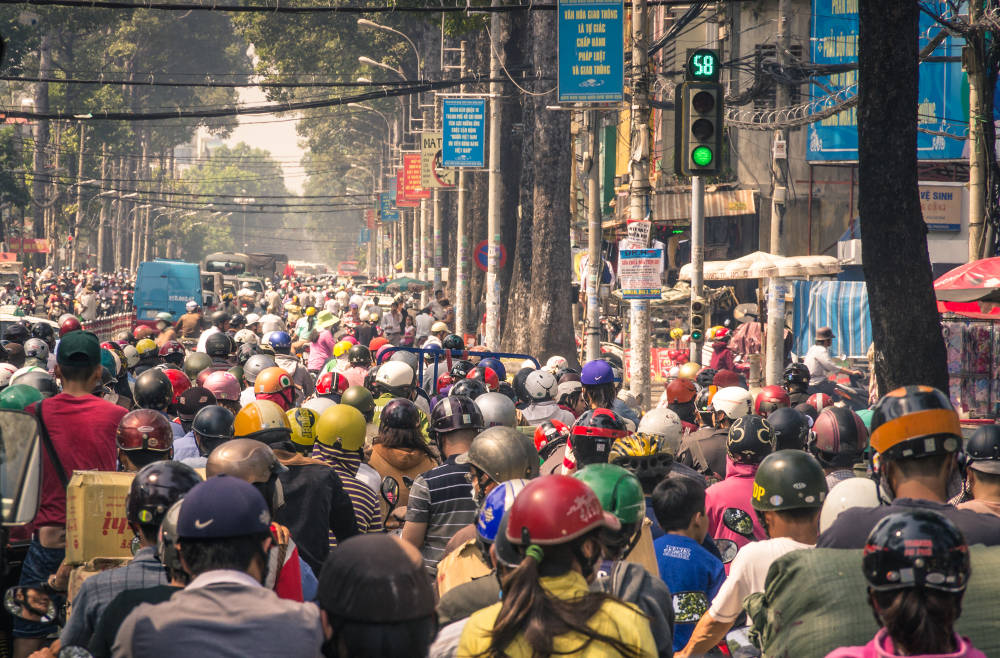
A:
934 257 1000 319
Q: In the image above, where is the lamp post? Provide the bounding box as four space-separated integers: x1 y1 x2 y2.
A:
357 19 424 134
234 191 255 252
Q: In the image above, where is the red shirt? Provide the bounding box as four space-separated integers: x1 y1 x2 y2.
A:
30 393 129 527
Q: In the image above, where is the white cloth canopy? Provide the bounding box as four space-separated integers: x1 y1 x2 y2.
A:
678 251 841 281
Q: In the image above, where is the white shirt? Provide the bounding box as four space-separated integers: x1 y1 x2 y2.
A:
708 537 813 623
521 401 576 426
415 312 434 338
196 326 221 353
804 344 839 385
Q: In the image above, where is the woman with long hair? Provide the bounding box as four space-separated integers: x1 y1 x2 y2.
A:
457 475 657 657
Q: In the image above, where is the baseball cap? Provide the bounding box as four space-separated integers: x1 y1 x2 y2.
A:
177 475 271 539
581 359 614 386
56 330 101 368
176 387 217 422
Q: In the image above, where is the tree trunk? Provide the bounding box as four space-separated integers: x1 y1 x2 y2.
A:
858 0 947 392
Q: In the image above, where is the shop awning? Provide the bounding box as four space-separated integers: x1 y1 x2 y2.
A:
603 189 756 228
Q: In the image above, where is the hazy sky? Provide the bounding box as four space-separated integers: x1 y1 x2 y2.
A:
223 86 306 195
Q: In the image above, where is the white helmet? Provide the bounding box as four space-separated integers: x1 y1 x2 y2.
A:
10 365 44 385
303 396 336 416
819 477 879 533
121 344 140 369
710 387 754 420
545 355 568 373
375 361 415 390
431 321 449 334
186 300 198 312
24 338 50 364
245 313 261 326
637 408 684 454
0 363 18 388
524 370 558 401
475 392 517 428
520 360 536 371
234 329 259 346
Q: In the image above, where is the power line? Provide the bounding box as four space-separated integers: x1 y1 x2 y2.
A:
0 0 717 12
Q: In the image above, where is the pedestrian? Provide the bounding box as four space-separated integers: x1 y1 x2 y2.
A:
415 307 434 346
958 425 1000 517
381 301 402 345
803 326 861 396
402 314 416 346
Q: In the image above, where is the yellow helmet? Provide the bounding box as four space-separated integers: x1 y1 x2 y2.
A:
315 404 366 451
677 361 701 381
287 407 320 449
609 433 663 460
305 307 317 317
707 325 724 340
234 400 291 438
669 327 684 341
135 338 157 356
333 340 353 358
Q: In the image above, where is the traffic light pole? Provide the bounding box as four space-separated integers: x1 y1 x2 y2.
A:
585 110 602 364
689 175 705 363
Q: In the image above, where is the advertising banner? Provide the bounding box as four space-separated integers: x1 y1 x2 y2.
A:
619 248 662 299
442 98 486 167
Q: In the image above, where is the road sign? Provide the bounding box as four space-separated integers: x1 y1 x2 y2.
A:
557 0 624 102
401 153 429 200
379 192 398 222
442 98 486 167
474 239 507 272
421 132 456 189
396 169 417 208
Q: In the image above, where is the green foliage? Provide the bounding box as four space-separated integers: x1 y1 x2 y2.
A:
0 128 30 209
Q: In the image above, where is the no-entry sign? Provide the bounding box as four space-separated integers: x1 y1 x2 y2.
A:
475 240 508 272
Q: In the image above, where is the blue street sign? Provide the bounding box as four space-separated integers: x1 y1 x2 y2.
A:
442 98 486 167
557 0 624 103
808 0 966 161
379 193 398 222
359 228 370 244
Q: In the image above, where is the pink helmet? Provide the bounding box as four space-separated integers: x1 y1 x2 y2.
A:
203 371 241 402
343 336 358 346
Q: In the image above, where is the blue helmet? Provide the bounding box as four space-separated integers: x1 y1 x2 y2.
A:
478 357 506 381
264 331 292 353
476 478 529 543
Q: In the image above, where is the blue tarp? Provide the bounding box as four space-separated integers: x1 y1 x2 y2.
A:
793 280 872 358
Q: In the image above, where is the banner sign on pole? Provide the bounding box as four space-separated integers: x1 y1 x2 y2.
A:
379 193 399 222
8 238 49 254
557 0 624 102
619 248 662 299
396 169 418 208
402 153 430 200
622 220 650 249
421 132 456 189
359 228 370 244
442 98 486 167
365 209 375 230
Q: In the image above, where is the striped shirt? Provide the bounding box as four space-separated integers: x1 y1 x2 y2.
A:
405 455 477 575
310 442 383 536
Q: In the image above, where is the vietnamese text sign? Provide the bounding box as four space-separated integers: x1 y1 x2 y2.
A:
557 0 624 102
619 248 662 299
396 169 418 208
919 183 963 232
379 193 399 222
442 98 486 167
622 220 650 249
421 132 456 189
9 238 49 254
401 153 430 200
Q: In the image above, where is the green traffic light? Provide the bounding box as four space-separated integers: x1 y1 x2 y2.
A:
691 146 713 167
691 329 703 341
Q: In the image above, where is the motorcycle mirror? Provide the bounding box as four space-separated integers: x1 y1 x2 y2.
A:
722 507 756 539
715 538 738 564
4 585 57 624
380 476 400 510
0 410 43 526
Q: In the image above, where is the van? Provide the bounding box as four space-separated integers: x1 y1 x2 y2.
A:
134 260 202 321
201 271 223 310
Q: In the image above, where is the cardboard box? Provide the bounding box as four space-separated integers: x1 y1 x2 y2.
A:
65 471 135 565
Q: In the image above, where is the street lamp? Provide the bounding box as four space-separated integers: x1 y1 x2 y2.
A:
234 193 255 252
356 19 422 77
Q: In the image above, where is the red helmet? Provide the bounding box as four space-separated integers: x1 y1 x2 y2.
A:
162 367 192 404
116 409 174 452
369 336 390 353
436 373 454 395
505 475 620 546
666 378 697 404
714 327 730 340
134 326 155 340
467 366 499 391
316 371 350 396
754 385 791 417
59 316 82 337
807 392 834 412
534 419 570 454
158 340 185 358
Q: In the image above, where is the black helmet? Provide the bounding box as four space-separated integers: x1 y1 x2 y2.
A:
570 408 629 467
205 332 232 358
236 343 259 366
512 367 534 404
442 334 465 351
229 314 246 329
863 509 969 593
966 425 1000 474
766 407 810 451
751 449 827 512
450 360 475 380
380 398 421 431
348 344 372 368
363 366 379 395
125 461 202 527
449 378 488 400
783 363 810 393
31 323 55 344
809 406 868 469
431 395 484 434
134 368 174 411
497 381 517 403
3 324 28 344
193 405 236 441
696 368 717 389
870 386 961 461
210 310 231 327
727 415 775 465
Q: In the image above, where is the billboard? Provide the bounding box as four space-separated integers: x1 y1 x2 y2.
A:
442 98 486 167
557 0 624 102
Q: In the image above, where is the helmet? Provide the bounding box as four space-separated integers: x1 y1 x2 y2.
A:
204 333 232 358
264 331 292 353
175 387 216 423
695 368 717 389
162 367 192 404
58 316 82 337
3 323 28 344
203 371 241 402
116 409 174 453
436 373 454 395
475 392 517 428
287 407 320 449
870 386 961 461
31 323 54 344
210 310 231 327
447 378 486 402
134 326 155 341
476 479 529 543
120 344 140 369
0 384 42 410
182 352 212 380
0 363 18 389
608 434 674 488
186 300 199 312
545 356 569 373
506 475 620 546
451 360 475 379
236 343 259 367
315 404 367 451
316 371 350 397
254 366 294 396
303 396 335 416
333 340 353 358
431 395 484 434
669 327 684 341
728 415 775 465
570 408 629 466
233 400 292 438
751 449 828 511
573 463 645 527
819 477 880 533
862 510 969 593
457 426 539 482
158 340 185 360
766 407 810 451
810 406 869 468
347 345 372 368
807 393 833 412
966 425 1000 474
676 362 701 381
136 338 158 358
389 350 419 373
524 370 558 401
534 420 570 457
467 367 500 392
380 398 421 431
581 360 615 386
234 329 258 346
23 338 49 364
206 439 286 484
243 354 277 385
158 499 184 571
636 408 683 454
368 336 389 353
710 387 754 420
192 405 235 442
341 386 376 421
375 361 415 395
665 378 697 405
442 334 465 351
478 357 506 381
430 321 448 334
783 363 810 392
754 385 791 417
134 369 174 411
125 461 202 527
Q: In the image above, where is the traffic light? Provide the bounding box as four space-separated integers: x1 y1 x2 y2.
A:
676 49 723 177
690 296 707 342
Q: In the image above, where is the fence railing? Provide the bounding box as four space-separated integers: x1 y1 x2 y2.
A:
82 313 136 342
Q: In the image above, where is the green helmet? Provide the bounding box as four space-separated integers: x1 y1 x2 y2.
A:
341 385 375 422
228 366 245 388
573 463 645 526
183 352 213 380
751 449 828 512
456 426 540 484
0 384 43 410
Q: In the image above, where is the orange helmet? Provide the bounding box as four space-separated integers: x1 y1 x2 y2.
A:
234 400 292 438
254 367 294 395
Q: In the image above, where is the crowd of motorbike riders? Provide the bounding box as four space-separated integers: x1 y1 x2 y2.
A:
0 279 993 658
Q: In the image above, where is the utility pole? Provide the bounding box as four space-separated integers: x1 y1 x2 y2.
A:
31 32 52 269
454 40 470 341
690 176 705 362
71 123 86 270
585 110 602 363
484 1 503 350
628 0 652 408
96 147 108 274
968 0 986 261
432 99 443 296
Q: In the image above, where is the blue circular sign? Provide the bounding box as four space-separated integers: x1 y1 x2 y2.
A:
475 240 507 272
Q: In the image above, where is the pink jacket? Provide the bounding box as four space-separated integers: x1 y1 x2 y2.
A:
705 456 768 570
825 630 986 658
307 330 336 371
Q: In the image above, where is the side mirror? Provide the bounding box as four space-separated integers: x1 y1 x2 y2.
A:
4 585 56 624
380 476 400 511
0 410 42 526
715 538 738 564
722 507 756 540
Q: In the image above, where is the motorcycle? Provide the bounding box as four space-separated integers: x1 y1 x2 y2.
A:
831 372 869 411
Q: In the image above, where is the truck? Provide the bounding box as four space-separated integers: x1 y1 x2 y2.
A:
0 261 23 289
134 260 202 321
